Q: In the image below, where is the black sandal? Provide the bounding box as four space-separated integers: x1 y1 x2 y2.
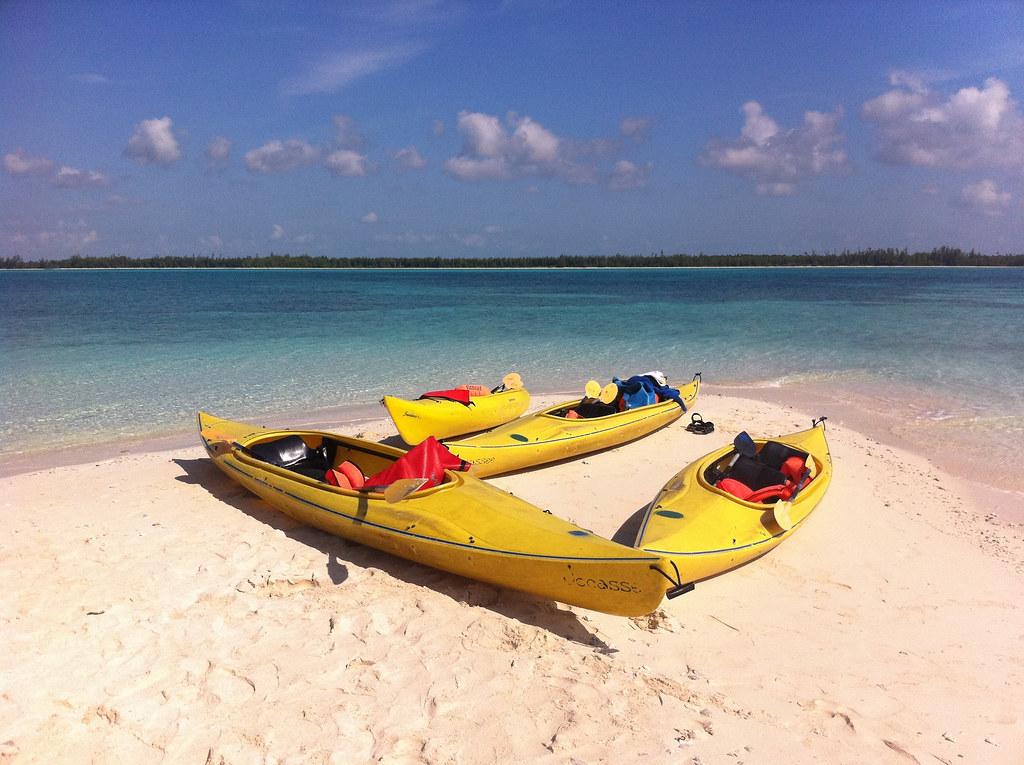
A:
685 412 715 435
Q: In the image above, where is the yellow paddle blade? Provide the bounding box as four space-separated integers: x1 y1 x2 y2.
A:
383 477 429 503
773 500 794 531
599 382 618 404
502 372 523 390
584 380 601 398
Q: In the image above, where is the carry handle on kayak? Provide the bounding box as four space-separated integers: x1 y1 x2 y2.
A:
651 560 696 599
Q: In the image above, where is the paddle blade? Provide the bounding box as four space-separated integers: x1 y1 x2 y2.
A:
773 500 794 531
383 477 429 503
584 380 601 399
599 382 618 404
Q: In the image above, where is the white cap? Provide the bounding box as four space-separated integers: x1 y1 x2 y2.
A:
643 370 667 386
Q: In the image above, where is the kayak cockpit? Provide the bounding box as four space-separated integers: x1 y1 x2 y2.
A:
235 432 467 495
701 439 817 506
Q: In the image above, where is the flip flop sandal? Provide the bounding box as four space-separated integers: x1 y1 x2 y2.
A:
685 413 715 435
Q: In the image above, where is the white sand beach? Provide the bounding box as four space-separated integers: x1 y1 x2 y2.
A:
2 390 1022 763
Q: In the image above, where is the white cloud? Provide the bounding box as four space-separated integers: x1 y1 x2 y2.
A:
124 117 182 165
756 182 796 197
271 224 285 240
482 224 503 234
205 234 223 249
245 139 320 173
205 136 232 169
702 101 848 193
3 149 55 177
862 76 1024 169
361 211 379 224
282 44 423 95
432 119 445 136
608 159 651 191
619 116 652 142
332 115 366 149
459 233 486 247
960 179 1011 216
394 145 427 169
54 166 109 189
374 231 436 245
19 219 100 253
444 154 508 181
71 72 109 85
444 111 602 185
324 149 369 177
511 115 561 164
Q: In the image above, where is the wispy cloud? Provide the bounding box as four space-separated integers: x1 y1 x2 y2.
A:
4 149 109 189
70 72 110 85
619 116 652 142
205 136 232 171
608 159 651 191
3 149 55 177
960 179 1012 217
282 43 424 95
394 145 427 170
54 166 110 189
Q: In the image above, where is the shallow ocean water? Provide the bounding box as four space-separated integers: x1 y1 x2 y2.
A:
2 267 1023 458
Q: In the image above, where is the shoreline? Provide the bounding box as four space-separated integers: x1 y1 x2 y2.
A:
4 264 1023 271
7 380 1022 525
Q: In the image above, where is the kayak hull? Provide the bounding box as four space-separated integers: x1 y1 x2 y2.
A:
198 411 670 616
635 421 832 582
446 376 700 478
383 387 531 444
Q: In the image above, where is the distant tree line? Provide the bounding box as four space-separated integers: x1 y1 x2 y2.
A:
2 247 1023 269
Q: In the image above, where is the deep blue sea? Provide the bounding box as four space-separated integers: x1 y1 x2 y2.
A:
2 267 1023 460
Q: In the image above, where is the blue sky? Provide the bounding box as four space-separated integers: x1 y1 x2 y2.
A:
2 0 1024 259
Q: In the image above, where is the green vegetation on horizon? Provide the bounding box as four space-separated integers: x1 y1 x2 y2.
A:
3 247 1023 269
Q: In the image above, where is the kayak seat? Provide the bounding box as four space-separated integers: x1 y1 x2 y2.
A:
575 401 618 418
758 441 809 472
248 435 330 480
249 435 317 467
727 455 788 492
325 460 366 490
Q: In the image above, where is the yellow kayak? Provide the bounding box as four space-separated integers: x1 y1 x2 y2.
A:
635 419 832 582
446 374 701 478
382 386 531 445
197 411 676 616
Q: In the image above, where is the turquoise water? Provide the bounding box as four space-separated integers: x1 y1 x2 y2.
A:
2 267 1023 457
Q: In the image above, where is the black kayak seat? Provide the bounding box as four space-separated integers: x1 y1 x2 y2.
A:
249 435 314 466
728 455 787 492
758 441 810 471
247 436 330 481
574 401 618 418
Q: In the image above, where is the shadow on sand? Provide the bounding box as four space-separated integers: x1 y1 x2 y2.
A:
173 457 613 649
